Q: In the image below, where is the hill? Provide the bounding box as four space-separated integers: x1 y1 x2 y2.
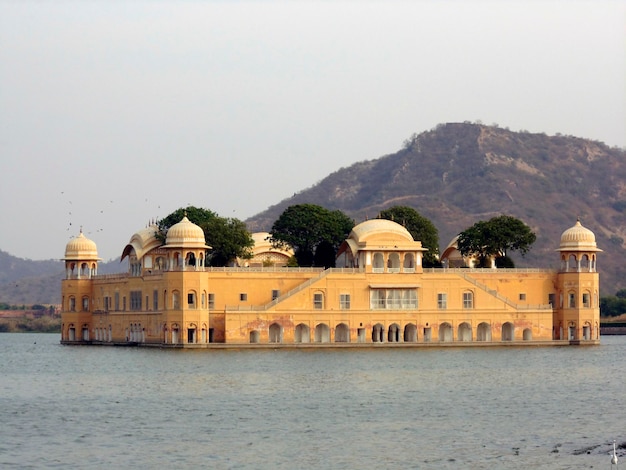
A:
0 251 121 305
246 123 626 295
2 123 625 303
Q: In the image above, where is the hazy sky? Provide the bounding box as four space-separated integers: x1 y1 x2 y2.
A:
1 1 624 262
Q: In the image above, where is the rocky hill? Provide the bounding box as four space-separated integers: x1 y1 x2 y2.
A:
2 123 625 303
247 123 626 295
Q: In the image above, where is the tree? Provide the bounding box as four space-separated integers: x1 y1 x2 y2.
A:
157 206 254 267
269 204 354 268
377 206 440 267
457 215 536 267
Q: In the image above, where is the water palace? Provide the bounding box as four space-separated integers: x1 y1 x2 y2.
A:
60 217 601 347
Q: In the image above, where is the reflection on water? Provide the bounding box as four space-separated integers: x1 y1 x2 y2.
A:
0 334 624 469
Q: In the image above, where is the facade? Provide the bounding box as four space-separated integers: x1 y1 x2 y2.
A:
60 217 601 347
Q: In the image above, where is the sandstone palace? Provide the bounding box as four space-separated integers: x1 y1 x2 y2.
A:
60 217 601 347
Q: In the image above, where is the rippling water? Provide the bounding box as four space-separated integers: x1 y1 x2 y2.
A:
1 334 624 469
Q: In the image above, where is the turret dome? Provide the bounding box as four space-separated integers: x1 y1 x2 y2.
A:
165 216 209 249
64 231 100 260
558 219 602 252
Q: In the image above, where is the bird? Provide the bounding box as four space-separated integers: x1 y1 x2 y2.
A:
611 440 619 468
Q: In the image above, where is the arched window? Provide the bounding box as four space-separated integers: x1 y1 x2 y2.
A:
69 296 76 312
172 290 180 309
568 291 576 308
313 292 324 309
372 253 384 273
568 254 578 272
187 290 197 309
580 254 590 271
388 253 400 273
403 253 415 273
82 296 89 311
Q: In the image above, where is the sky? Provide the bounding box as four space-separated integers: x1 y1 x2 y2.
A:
1 0 624 262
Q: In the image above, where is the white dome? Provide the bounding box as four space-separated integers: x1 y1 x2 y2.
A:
64 231 100 260
558 219 601 252
165 216 209 249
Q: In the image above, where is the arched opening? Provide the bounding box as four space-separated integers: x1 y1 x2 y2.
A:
458 322 472 342
403 253 415 273
81 324 89 341
269 323 282 343
335 323 350 342
172 291 180 309
404 323 417 342
568 254 578 272
187 324 197 343
477 322 491 341
423 326 432 342
523 328 532 341
372 253 384 273
68 324 76 341
186 252 196 267
250 330 260 343
171 324 180 344
568 322 576 340
387 253 400 273
387 323 400 342
201 325 207 343
439 322 453 342
295 323 310 343
502 322 514 341
581 254 590 271
372 323 384 343
582 322 591 340
314 323 330 343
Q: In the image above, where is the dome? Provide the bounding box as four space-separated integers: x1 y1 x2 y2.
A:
558 219 602 252
165 216 209 249
64 231 100 260
121 224 162 261
350 219 414 244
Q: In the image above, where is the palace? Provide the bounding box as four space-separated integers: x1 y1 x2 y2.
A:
60 217 601 347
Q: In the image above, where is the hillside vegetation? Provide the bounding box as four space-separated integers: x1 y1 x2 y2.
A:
247 123 626 294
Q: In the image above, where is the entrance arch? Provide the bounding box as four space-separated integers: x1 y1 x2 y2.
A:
477 322 491 341
269 323 282 343
295 323 310 343
502 322 514 341
404 323 417 342
315 323 330 343
458 322 472 342
523 328 532 341
250 330 260 343
439 322 453 342
388 323 400 342
335 323 350 342
372 323 384 343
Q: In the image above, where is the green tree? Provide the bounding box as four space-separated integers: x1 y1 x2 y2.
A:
377 206 440 267
457 215 537 267
269 204 354 268
157 206 254 267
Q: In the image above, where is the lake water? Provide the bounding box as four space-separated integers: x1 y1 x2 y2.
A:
1 334 624 469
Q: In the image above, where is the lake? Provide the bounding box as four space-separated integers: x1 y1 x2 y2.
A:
0 333 624 469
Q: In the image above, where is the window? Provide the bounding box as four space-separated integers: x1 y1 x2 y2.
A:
153 290 159 311
69 296 76 312
114 292 120 311
188 292 196 308
208 293 215 309
313 293 324 309
104 296 110 311
130 291 142 311
582 292 590 308
519 293 526 301
370 289 417 310
568 292 576 308
548 293 555 307
240 293 248 302
272 290 280 301
437 293 447 310
340 294 350 310
463 291 473 309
